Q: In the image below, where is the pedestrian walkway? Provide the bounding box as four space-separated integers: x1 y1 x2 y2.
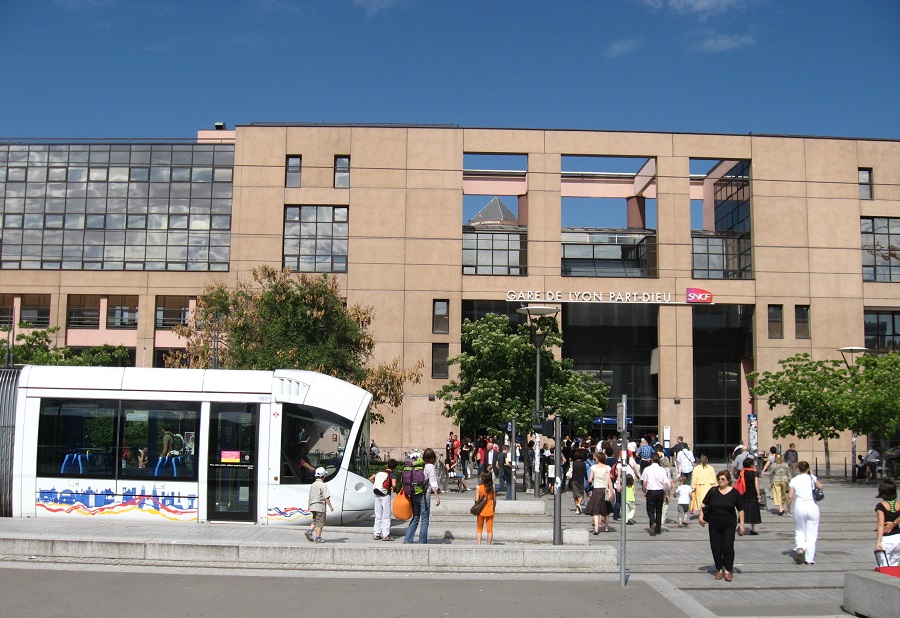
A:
0 474 888 617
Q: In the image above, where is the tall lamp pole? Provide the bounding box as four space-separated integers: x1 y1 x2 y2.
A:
517 305 560 500
838 346 868 483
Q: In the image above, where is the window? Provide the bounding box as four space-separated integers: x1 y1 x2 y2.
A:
20 294 51 328
286 156 301 188
462 231 527 275
280 403 352 484
794 305 810 339
67 294 101 329
861 217 900 282
865 310 900 352
107 295 139 329
859 168 873 200
768 304 783 339
155 295 191 329
432 343 449 379
334 156 350 188
283 205 348 272
35 398 200 481
433 300 449 334
692 160 752 280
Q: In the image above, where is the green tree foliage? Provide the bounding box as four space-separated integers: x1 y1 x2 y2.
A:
165 266 422 423
436 313 609 436
2 326 131 367
855 352 900 436
749 353 852 476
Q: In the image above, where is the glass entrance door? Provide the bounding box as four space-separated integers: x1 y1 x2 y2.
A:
207 403 258 522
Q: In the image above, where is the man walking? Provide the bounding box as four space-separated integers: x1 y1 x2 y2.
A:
636 438 654 474
784 443 799 479
641 453 671 537
676 442 696 486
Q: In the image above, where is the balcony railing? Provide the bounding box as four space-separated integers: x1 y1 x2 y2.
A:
561 230 657 278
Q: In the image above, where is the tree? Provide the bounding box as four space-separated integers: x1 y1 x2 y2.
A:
2 326 131 367
165 266 422 423
436 313 609 436
854 352 900 436
749 353 854 477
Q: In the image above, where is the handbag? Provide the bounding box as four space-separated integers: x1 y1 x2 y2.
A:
392 489 413 520
470 491 488 516
733 470 746 495
810 475 824 502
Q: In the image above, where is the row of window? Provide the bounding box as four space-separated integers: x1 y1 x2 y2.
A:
0 294 193 330
285 155 350 189
1 166 233 184
767 304 810 339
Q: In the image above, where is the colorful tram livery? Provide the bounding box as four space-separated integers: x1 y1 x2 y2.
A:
0 366 375 525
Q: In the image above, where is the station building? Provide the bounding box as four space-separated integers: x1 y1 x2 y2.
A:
1 123 898 462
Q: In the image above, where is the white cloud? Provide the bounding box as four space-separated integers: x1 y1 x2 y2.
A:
352 0 403 16
605 38 642 59
635 0 752 19
691 32 755 53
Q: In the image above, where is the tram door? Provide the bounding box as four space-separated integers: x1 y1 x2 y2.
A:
207 402 259 522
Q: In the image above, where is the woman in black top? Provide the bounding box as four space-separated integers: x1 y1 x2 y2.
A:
741 457 762 534
876 479 900 566
570 450 588 514
699 470 745 582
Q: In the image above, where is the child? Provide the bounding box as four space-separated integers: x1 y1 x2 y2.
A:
675 474 693 527
624 473 636 525
369 459 396 541
305 467 334 543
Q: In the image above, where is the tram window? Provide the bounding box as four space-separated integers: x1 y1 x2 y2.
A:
37 399 117 478
280 404 351 484
120 400 201 480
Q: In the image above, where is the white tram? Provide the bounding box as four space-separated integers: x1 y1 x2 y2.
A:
0 365 375 525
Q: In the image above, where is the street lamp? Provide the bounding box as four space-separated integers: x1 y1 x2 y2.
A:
838 346 868 483
516 305 560 502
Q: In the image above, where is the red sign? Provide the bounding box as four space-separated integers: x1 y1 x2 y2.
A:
686 288 713 303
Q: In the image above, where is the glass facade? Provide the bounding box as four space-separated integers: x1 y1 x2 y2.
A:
692 304 754 461
562 303 659 438
861 217 900 282
692 160 752 279
283 205 348 272
462 230 527 275
0 142 233 271
865 310 900 352
561 231 657 277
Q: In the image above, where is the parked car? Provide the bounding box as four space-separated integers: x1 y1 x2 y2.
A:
875 446 900 478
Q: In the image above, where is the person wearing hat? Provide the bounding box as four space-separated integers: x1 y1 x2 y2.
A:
305 467 333 543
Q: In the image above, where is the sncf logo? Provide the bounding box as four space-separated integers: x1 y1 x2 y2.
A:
686 288 713 303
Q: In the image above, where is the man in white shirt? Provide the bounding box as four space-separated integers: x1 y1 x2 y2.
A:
676 443 696 485
640 453 671 537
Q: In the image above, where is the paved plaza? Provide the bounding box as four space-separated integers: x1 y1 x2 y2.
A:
0 472 889 617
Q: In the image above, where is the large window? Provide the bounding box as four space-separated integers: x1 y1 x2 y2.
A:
36 398 201 480
768 304 783 339
861 217 900 282
0 143 233 271
280 403 352 484
865 310 900 352
692 160 752 280
67 294 101 329
20 294 50 327
283 205 348 272
156 295 191 329
462 231 527 275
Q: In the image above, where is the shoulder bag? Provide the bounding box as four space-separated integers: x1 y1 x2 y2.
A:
471 490 488 516
810 475 824 502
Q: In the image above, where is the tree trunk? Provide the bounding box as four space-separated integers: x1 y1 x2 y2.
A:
823 437 831 478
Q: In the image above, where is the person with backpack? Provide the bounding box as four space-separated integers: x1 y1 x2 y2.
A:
403 448 441 543
369 458 397 541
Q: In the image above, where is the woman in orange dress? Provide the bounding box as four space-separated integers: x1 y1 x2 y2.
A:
475 471 496 545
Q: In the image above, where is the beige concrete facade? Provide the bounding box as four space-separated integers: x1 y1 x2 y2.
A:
2 125 899 467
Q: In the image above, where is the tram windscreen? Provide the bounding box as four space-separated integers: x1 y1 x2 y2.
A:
280 404 351 484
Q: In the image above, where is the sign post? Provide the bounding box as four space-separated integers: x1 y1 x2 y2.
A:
618 395 628 587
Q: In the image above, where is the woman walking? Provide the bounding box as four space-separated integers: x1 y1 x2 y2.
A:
584 451 612 534
691 455 717 514
570 449 588 514
699 470 745 582
475 470 496 544
741 457 762 535
769 454 790 515
787 460 823 565
876 480 900 566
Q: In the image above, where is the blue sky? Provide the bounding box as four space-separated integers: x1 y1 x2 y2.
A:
0 0 897 139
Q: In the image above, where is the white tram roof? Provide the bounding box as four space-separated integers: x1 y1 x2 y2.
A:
16 366 370 414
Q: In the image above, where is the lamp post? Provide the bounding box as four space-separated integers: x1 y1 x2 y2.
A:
838 346 868 483
516 305 560 500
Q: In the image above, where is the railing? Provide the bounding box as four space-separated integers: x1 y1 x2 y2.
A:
561 230 657 278
67 310 101 329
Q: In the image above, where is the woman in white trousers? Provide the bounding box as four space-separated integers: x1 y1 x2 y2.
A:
786 461 823 565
